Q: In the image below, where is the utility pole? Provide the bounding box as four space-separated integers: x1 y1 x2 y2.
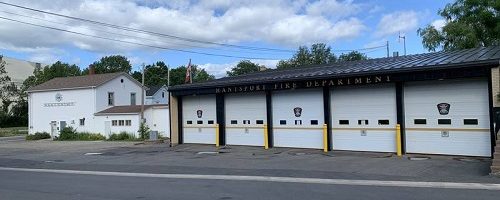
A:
140 63 145 123
167 66 170 87
399 32 406 56
386 41 390 58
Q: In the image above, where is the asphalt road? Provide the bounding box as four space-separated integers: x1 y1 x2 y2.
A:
0 170 499 200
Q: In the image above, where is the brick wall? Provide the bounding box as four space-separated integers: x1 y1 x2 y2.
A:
491 66 500 107
169 94 179 146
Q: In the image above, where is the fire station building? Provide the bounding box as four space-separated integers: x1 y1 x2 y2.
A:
168 46 500 157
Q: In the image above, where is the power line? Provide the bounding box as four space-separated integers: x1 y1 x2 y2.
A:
0 1 295 53
0 16 281 60
0 10 290 55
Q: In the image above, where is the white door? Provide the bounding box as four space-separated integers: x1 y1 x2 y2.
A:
50 121 57 138
104 121 111 137
404 79 491 157
225 92 266 146
272 89 324 149
182 95 217 144
331 84 397 152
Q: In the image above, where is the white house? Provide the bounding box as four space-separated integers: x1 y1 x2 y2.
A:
145 85 168 105
27 72 169 138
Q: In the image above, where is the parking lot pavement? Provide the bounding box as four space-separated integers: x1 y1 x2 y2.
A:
0 140 498 183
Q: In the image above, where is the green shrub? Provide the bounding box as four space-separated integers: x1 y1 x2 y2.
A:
26 132 51 140
57 127 105 141
108 131 137 141
138 122 150 140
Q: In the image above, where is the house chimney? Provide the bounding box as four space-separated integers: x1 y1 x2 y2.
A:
88 65 95 75
393 51 399 57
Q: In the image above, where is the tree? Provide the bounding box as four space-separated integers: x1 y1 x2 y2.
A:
276 43 337 69
227 60 262 77
168 65 215 86
132 61 170 87
86 55 132 74
0 56 16 113
417 0 500 51
22 61 81 90
338 51 368 62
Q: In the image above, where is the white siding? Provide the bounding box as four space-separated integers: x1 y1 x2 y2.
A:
95 115 141 138
145 106 170 138
29 88 96 136
95 75 143 112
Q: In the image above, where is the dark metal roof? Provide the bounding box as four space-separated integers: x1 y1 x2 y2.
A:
95 104 168 115
27 72 144 92
169 46 500 91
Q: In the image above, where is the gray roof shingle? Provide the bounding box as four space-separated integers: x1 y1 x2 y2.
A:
95 104 168 115
27 72 138 92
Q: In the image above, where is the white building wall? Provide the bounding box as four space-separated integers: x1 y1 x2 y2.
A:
95 75 143 112
145 106 169 138
95 114 141 138
29 88 96 135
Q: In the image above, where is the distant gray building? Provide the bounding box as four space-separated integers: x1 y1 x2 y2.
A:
1 56 45 87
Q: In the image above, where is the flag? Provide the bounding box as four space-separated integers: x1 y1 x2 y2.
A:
185 59 192 84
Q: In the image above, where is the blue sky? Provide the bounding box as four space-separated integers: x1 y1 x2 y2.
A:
0 0 453 77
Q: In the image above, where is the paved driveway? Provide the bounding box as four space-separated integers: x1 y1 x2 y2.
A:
0 139 497 183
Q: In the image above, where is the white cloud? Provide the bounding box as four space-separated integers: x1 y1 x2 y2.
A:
375 11 419 37
0 0 366 54
199 59 279 78
431 19 446 31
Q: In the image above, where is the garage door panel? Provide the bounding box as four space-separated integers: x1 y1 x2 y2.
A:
331 84 397 152
404 79 491 157
273 89 324 149
226 128 264 146
273 129 323 149
406 131 490 156
333 130 396 152
182 95 217 144
225 93 266 146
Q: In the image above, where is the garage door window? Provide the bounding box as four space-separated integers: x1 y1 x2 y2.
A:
414 119 427 125
256 120 264 124
280 120 287 125
358 120 369 125
231 120 238 124
294 120 302 125
243 120 251 124
310 120 318 125
197 120 203 124
378 120 389 125
207 120 214 125
339 120 349 125
463 119 478 125
187 120 193 124
438 119 451 125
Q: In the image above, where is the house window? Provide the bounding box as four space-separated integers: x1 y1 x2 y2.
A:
108 92 114 106
125 120 132 126
79 118 85 126
130 93 136 105
118 120 125 126
112 120 117 126
162 92 165 98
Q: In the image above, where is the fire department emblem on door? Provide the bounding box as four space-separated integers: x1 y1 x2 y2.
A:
293 107 302 117
55 93 63 102
196 110 203 118
437 103 450 115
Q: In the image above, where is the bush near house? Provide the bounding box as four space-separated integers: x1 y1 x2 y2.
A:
57 127 105 141
26 132 51 140
108 132 139 141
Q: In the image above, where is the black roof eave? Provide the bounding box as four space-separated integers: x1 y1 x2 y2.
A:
169 59 500 92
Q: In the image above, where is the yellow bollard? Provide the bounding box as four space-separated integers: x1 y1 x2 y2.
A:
264 124 269 149
323 124 328 153
396 124 402 157
215 123 220 148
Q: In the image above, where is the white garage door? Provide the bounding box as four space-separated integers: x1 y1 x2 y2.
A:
225 93 266 146
331 84 397 152
405 79 491 157
182 95 217 144
272 89 324 149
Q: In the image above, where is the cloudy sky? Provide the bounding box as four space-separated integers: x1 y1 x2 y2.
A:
0 0 452 77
